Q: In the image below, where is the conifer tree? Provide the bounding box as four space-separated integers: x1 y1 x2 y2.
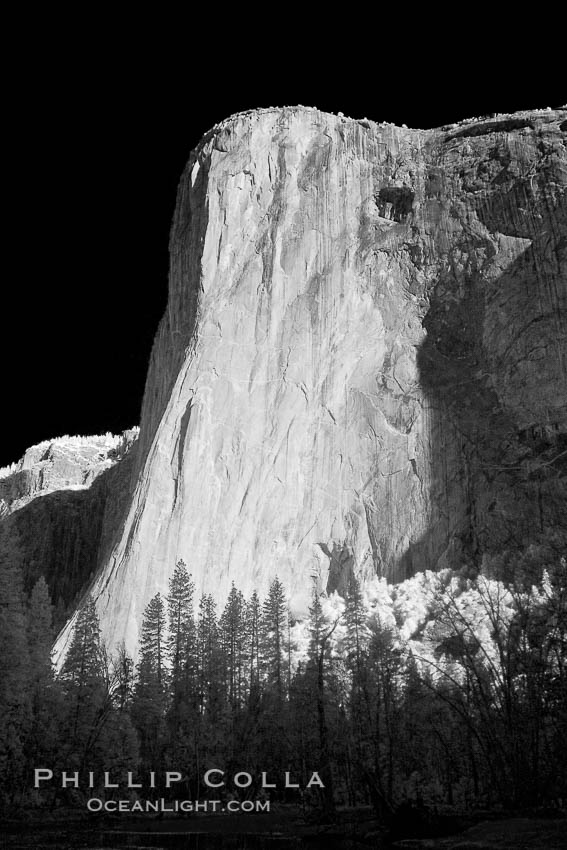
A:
220 583 246 709
167 559 195 686
197 593 221 717
308 582 326 663
344 575 369 675
166 561 197 761
111 642 135 713
0 561 30 705
246 591 262 705
96 644 139 787
365 618 405 813
27 577 54 685
286 605 295 698
137 592 166 689
59 596 108 769
0 560 30 807
262 577 287 701
132 593 168 775
194 593 225 775
24 577 60 783
60 597 104 686
307 580 339 815
343 575 371 781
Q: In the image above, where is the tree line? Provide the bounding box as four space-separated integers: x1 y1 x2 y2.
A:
0 554 565 818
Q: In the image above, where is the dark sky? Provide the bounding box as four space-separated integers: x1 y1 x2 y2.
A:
3 49 565 467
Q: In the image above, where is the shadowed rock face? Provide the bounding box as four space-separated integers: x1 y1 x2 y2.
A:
0 433 138 518
52 106 566 661
0 433 138 621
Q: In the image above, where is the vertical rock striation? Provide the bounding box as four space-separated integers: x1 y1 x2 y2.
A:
55 106 567 661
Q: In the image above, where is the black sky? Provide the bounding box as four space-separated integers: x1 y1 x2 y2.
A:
3 44 565 467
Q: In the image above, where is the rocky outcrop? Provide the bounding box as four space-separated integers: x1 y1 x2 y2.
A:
48 106 565 661
0 431 138 517
0 432 138 616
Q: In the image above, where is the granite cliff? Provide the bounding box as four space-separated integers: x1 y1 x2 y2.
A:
0 431 138 618
14 106 567 662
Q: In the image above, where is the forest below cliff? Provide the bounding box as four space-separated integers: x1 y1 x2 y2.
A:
0 536 565 836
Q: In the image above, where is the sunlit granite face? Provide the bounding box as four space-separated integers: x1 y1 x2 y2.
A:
50 106 566 662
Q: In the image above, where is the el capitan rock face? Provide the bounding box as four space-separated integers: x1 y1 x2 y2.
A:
49 106 566 660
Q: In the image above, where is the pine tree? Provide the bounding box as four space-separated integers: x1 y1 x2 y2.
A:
60 597 104 686
132 593 168 775
343 574 372 789
262 577 287 701
307 580 339 816
24 577 60 787
166 561 197 761
0 561 30 706
195 593 225 775
365 618 404 814
246 591 262 705
111 642 135 713
197 593 222 717
220 583 246 709
137 593 166 689
0 560 30 807
344 575 370 675
27 577 54 683
308 582 326 663
58 596 108 770
167 560 195 686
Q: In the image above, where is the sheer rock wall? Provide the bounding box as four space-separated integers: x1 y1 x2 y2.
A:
49 106 566 660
